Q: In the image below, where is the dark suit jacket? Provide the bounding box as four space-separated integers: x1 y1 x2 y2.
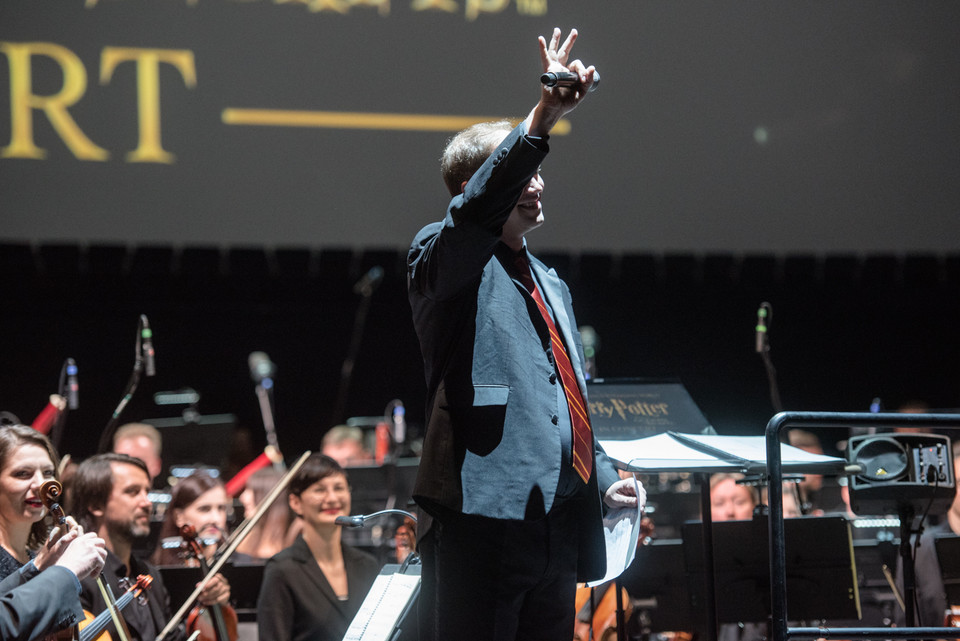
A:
0 565 83 641
407 122 620 581
257 535 380 641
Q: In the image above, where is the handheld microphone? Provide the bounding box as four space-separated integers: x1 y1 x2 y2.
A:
140 315 156 377
353 266 384 297
755 303 771 354
540 70 600 92
65 358 79 410
248 351 277 385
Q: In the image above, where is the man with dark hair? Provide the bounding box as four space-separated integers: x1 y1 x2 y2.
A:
71 453 229 641
408 28 644 641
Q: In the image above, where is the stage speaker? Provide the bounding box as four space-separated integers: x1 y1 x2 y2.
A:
847 433 954 516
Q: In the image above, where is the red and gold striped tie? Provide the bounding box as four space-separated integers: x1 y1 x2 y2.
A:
515 254 593 483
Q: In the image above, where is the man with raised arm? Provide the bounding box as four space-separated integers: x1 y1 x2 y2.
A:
408 28 644 641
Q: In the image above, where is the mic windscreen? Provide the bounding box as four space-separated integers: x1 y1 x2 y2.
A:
353 266 384 296
248 351 276 383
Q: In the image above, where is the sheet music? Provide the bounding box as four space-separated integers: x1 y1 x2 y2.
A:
586 475 644 587
600 432 846 474
343 571 420 641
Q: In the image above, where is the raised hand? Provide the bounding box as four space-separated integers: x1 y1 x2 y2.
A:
528 28 599 137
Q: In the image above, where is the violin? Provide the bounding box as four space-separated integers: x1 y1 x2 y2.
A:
66 575 154 641
40 481 151 641
179 524 239 641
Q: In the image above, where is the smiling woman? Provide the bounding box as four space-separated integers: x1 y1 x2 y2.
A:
0 423 59 581
256 453 380 641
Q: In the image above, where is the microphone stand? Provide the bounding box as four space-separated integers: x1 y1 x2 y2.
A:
49 358 74 451
254 379 281 460
98 315 155 454
756 302 784 414
331 266 382 426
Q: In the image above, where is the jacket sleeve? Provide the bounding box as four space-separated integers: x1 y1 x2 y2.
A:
0 566 83 641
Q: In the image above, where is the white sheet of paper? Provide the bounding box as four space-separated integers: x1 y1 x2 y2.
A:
343 572 420 641
586 475 644 587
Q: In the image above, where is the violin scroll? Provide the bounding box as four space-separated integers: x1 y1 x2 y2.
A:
39 479 67 525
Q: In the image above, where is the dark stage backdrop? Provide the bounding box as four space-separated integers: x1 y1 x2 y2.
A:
2 2 960 471
2 1 960 252
1 244 959 469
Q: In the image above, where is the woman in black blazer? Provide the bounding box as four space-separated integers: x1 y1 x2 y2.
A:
257 454 380 641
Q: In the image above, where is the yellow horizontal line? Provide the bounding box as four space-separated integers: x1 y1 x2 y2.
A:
221 108 571 135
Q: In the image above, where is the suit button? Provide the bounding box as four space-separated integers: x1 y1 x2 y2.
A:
551 415 559 425
549 373 557 384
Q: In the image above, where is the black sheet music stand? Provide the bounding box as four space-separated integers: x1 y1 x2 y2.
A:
619 539 702 636
158 562 264 622
608 430 847 641
765 411 960 641
682 516 859 624
935 534 960 616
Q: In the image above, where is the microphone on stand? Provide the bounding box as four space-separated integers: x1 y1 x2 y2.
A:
140 315 156 377
391 401 406 448
335 509 418 529
755 303 771 353
65 358 79 410
248 351 282 460
248 351 277 386
335 515 366 528
353 266 384 297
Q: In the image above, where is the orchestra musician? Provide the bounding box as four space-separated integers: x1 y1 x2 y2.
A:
112 422 164 486
0 424 62 582
151 470 231 566
70 453 228 641
256 453 379 641
234 466 299 561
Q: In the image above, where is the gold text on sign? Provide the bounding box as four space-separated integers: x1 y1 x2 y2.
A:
0 42 196 163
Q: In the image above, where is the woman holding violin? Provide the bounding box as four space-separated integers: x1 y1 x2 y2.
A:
150 469 236 641
257 453 380 641
0 424 61 582
152 470 230 566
